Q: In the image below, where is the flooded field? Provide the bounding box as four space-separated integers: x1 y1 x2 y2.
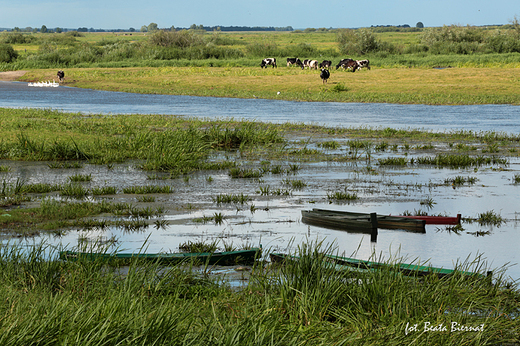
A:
2 148 519 281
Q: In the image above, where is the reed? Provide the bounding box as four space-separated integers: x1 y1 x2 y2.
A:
122 185 173 194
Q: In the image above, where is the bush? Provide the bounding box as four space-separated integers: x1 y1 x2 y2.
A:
0 44 18 63
1 33 34 44
149 30 203 48
337 28 395 55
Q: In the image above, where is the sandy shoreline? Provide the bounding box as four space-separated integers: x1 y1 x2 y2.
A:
0 71 27 81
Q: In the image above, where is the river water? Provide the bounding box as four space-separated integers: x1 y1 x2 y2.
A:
1 82 520 281
2 81 520 133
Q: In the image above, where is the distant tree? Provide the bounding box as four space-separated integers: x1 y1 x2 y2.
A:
304 28 316 33
190 24 197 30
32 28 38 33
416 22 424 28
170 26 175 31
55 27 62 33
129 27 135 32
140 25 148 32
40 25 48 33
148 23 158 32
77 27 88 32
13 27 20 32
24 27 32 32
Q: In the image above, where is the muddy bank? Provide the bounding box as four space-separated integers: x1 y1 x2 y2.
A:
0 71 27 81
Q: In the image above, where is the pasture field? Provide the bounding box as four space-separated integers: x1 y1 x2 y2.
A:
20 65 520 105
3 28 520 105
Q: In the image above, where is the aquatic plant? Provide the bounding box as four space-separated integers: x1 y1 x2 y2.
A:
122 185 173 194
91 186 117 195
213 193 251 204
228 167 263 179
477 210 505 226
68 173 92 182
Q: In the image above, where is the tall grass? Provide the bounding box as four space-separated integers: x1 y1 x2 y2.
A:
0 241 517 344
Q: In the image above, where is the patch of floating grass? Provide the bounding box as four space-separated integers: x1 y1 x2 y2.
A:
136 195 156 203
68 173 92 182
60 183 89 199
91 186 117 195
0 165 11 172
179 239 218 253
213 193 251 204
413 154 508 168
21 183 61 194
326 188 358 201
228 167 263 179
512 173 520 184
48 161 84 169
122 185 173 194
283 179 307 190
378 157 408 166
318 140 340 150
444 176 477 186
477 210 504 226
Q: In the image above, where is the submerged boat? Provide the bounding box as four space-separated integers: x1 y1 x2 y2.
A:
325 254 488 279
397 214 461 225
59 247 262 266
301 209 426 233
270 252 487 279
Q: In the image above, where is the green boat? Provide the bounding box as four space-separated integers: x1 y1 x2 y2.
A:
301 208 426 233
59 247 262 266
325 254 488 279
269 252 374 273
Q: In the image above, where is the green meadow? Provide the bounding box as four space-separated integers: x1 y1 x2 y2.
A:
2 26 520 104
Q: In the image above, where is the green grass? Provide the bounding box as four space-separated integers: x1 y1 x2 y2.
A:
122 185 174 194
0 240 516 345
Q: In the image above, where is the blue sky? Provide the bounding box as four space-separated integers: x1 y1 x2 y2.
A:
0 0 518 30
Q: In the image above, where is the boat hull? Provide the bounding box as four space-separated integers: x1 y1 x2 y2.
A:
302 209 426 233
60 247 262 266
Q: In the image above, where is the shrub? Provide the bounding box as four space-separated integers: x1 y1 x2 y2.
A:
0 44 18 63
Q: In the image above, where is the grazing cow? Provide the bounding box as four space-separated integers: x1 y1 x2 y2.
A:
320 68 330 84
287 57 304 69
319 60 332 69
355 59 370 70
57 70 65 82
260 58 277 68
302 59 311 69
336 58 359 72
309 60 319 70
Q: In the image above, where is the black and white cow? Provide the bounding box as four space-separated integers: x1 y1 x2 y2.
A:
57 70 65 82
319 60 332 69
309 60 319 70
287 57 303 68
355 59 370 70
260 58 277 68
320 68 330 84
336 58 359 72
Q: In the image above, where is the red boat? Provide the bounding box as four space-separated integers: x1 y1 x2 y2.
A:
397 214 461 225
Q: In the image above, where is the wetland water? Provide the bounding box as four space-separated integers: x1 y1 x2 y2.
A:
1 82 520 281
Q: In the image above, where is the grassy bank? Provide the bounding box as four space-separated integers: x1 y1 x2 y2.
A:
0 242 517 345
18 65 520 105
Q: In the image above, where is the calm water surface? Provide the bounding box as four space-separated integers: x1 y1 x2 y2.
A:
1 81 520 133
1 82 519 281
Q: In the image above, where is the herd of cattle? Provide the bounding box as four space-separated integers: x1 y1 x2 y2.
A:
261 57 370 72
261 57 370 84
